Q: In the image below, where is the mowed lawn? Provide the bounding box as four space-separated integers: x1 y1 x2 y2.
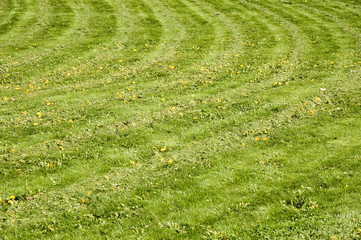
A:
1 0 361 238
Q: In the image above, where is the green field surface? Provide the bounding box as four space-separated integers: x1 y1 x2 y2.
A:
1 0 361 239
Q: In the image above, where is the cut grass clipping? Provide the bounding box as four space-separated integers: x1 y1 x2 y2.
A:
1 0 361 239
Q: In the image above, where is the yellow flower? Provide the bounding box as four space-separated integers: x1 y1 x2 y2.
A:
255 137 260 141
160 147 166 152
81 199 86 203
168 160 173 163
10 195 16 200
169 66 175 69
132 49 137 52
262 137 267 141
3 97 8 101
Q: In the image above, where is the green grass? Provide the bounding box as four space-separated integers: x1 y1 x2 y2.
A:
1 0 361 238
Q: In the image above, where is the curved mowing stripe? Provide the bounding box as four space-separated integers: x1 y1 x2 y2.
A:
0 0 361 238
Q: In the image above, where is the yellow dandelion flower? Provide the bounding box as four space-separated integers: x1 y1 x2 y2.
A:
160 146 166 152
10 195 16 200
3 97 8 101
169 66 175 69
132 49 137 52
33 122 39 126
255 137 260 141
262 137 267 141
168 160 173 163
81 199 86 203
